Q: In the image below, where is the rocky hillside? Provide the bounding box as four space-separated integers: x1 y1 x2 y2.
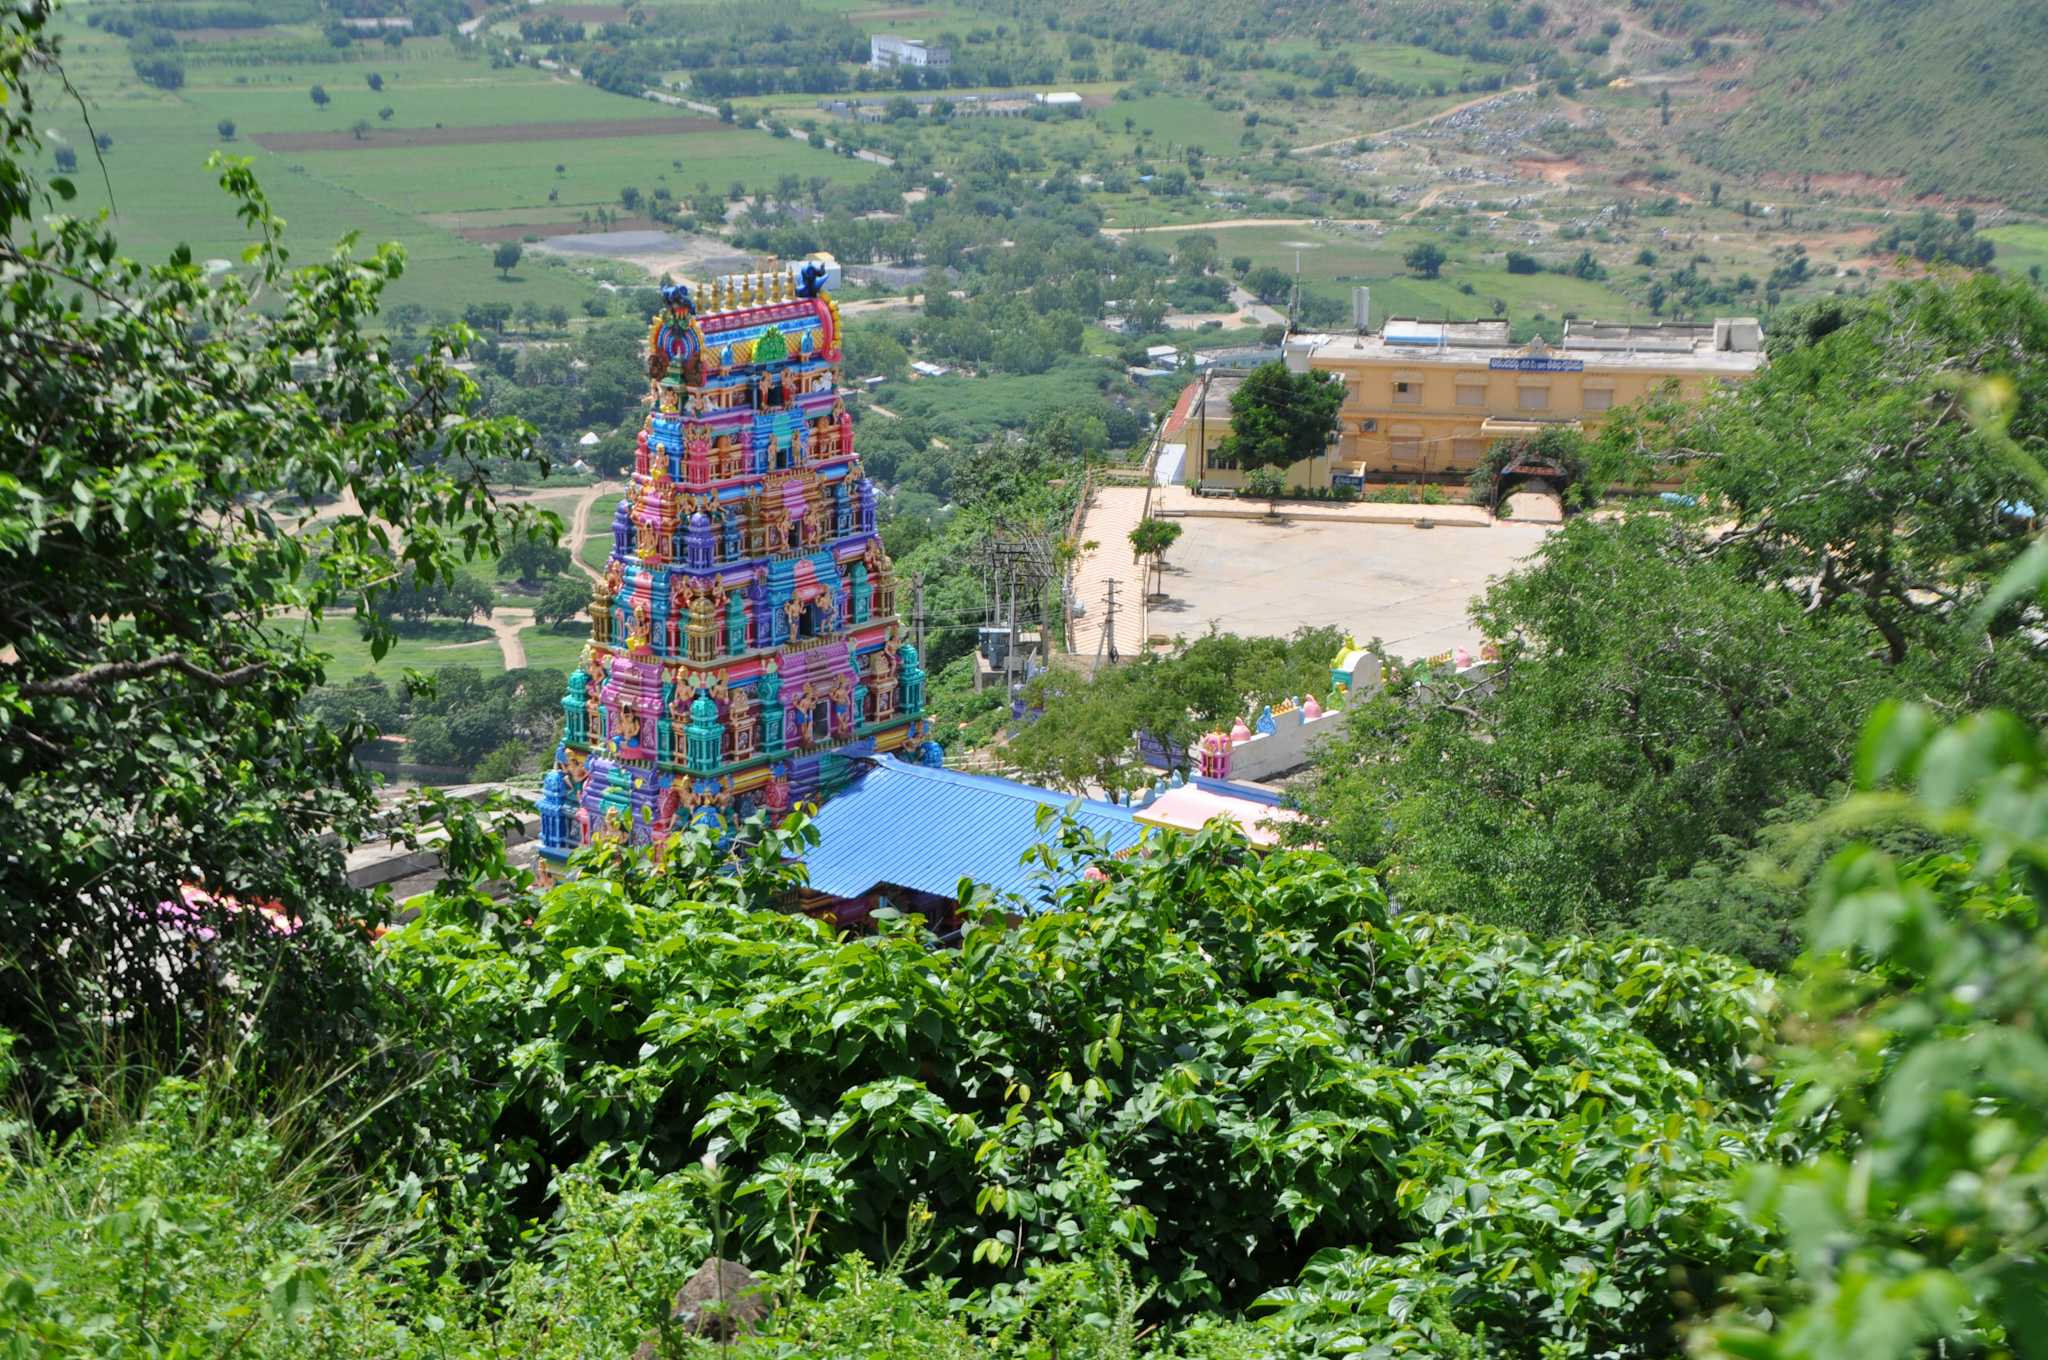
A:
1696 0 2048 209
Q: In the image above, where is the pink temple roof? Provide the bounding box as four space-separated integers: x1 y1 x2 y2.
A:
1134 785 1300 848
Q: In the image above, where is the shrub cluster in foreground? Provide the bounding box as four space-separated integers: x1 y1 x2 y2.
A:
8 705 2048 1359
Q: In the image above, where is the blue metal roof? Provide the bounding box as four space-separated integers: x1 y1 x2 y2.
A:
800 759 1144 907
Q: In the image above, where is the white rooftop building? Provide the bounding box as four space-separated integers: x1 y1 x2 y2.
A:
869 35 950 69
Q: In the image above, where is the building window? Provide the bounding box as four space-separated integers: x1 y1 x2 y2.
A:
1392 380 1421 405
1451 438 1488 468
1583 387 1613 412
1359 418 1377 433
1517 386 1550 412
1389 437 1423 468
1455 383 1486 408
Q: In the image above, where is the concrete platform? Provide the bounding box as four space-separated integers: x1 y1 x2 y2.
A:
1144 513 1555 658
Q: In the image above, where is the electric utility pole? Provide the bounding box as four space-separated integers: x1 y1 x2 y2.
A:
912 574 925 657
1103 578 1120 664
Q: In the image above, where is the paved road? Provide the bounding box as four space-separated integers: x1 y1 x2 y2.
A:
1065 484 1152 662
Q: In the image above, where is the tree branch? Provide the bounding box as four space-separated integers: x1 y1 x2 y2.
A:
19 653 269 698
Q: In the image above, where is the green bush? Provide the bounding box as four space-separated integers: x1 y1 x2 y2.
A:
381 815 1778 1335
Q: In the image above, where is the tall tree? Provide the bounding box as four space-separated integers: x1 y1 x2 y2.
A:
0 3 549 1094
1293 515 1876 937
1684 276 2048 697
1215 361 1343 479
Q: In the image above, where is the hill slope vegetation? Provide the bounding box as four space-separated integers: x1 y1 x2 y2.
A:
1691 0 2048 206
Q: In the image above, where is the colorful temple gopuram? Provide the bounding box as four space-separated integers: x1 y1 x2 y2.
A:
537 259 936 863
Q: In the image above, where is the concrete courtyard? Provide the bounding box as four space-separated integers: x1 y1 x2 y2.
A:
1141 514 1555 658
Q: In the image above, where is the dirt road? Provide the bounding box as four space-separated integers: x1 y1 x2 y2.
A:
1289 83 1540 156
490 608 532 669
1100 216 1383 237
429 606 536 669
566 480 624 584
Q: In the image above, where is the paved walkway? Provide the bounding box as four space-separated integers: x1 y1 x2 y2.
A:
1149 484 1496 528
1065 484 1153 662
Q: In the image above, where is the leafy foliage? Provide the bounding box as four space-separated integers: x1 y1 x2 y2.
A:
1700 704 2048 1358
1007 629 1339 796
0 2 549 1104
1300 277 2048 941
1215 361 1343 477
1294 516 1876 937
382 812 1778 1338
1687 276 2048 681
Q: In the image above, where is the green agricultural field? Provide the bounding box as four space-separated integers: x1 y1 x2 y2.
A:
38 12 871 315
178 55 653 135
291 126 865 220
1107 94 1256 156
1202 222 1643 336
1988 224 2048 285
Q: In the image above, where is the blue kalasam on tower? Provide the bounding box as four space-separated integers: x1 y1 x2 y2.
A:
539 262 928 860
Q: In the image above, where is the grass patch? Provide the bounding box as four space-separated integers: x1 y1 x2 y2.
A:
296 618 504 684
577 494 624 574
1988 224 2048 283
1262 38 1509 87
519 621 593 675
1202 222 1642 336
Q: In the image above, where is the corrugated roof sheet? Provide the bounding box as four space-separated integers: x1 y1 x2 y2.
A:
801 759 1143 907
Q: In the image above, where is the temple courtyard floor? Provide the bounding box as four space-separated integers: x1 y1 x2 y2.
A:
1068 486 1556 663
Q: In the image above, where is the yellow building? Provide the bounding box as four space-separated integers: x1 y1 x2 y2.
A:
1288 314 1764 480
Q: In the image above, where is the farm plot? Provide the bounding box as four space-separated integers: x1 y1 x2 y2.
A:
290 126 872 220
253 116 726 152
1202 222 1642 334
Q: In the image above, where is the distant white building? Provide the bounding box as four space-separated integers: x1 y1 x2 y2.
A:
1038 91 1082 108
870 35 950 70
909 360 953 378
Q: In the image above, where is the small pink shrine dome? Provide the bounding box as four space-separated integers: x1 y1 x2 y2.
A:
1302 694 1323 721
1230 718 1251 744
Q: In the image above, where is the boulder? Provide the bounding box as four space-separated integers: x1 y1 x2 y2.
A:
630 1258 767 1358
